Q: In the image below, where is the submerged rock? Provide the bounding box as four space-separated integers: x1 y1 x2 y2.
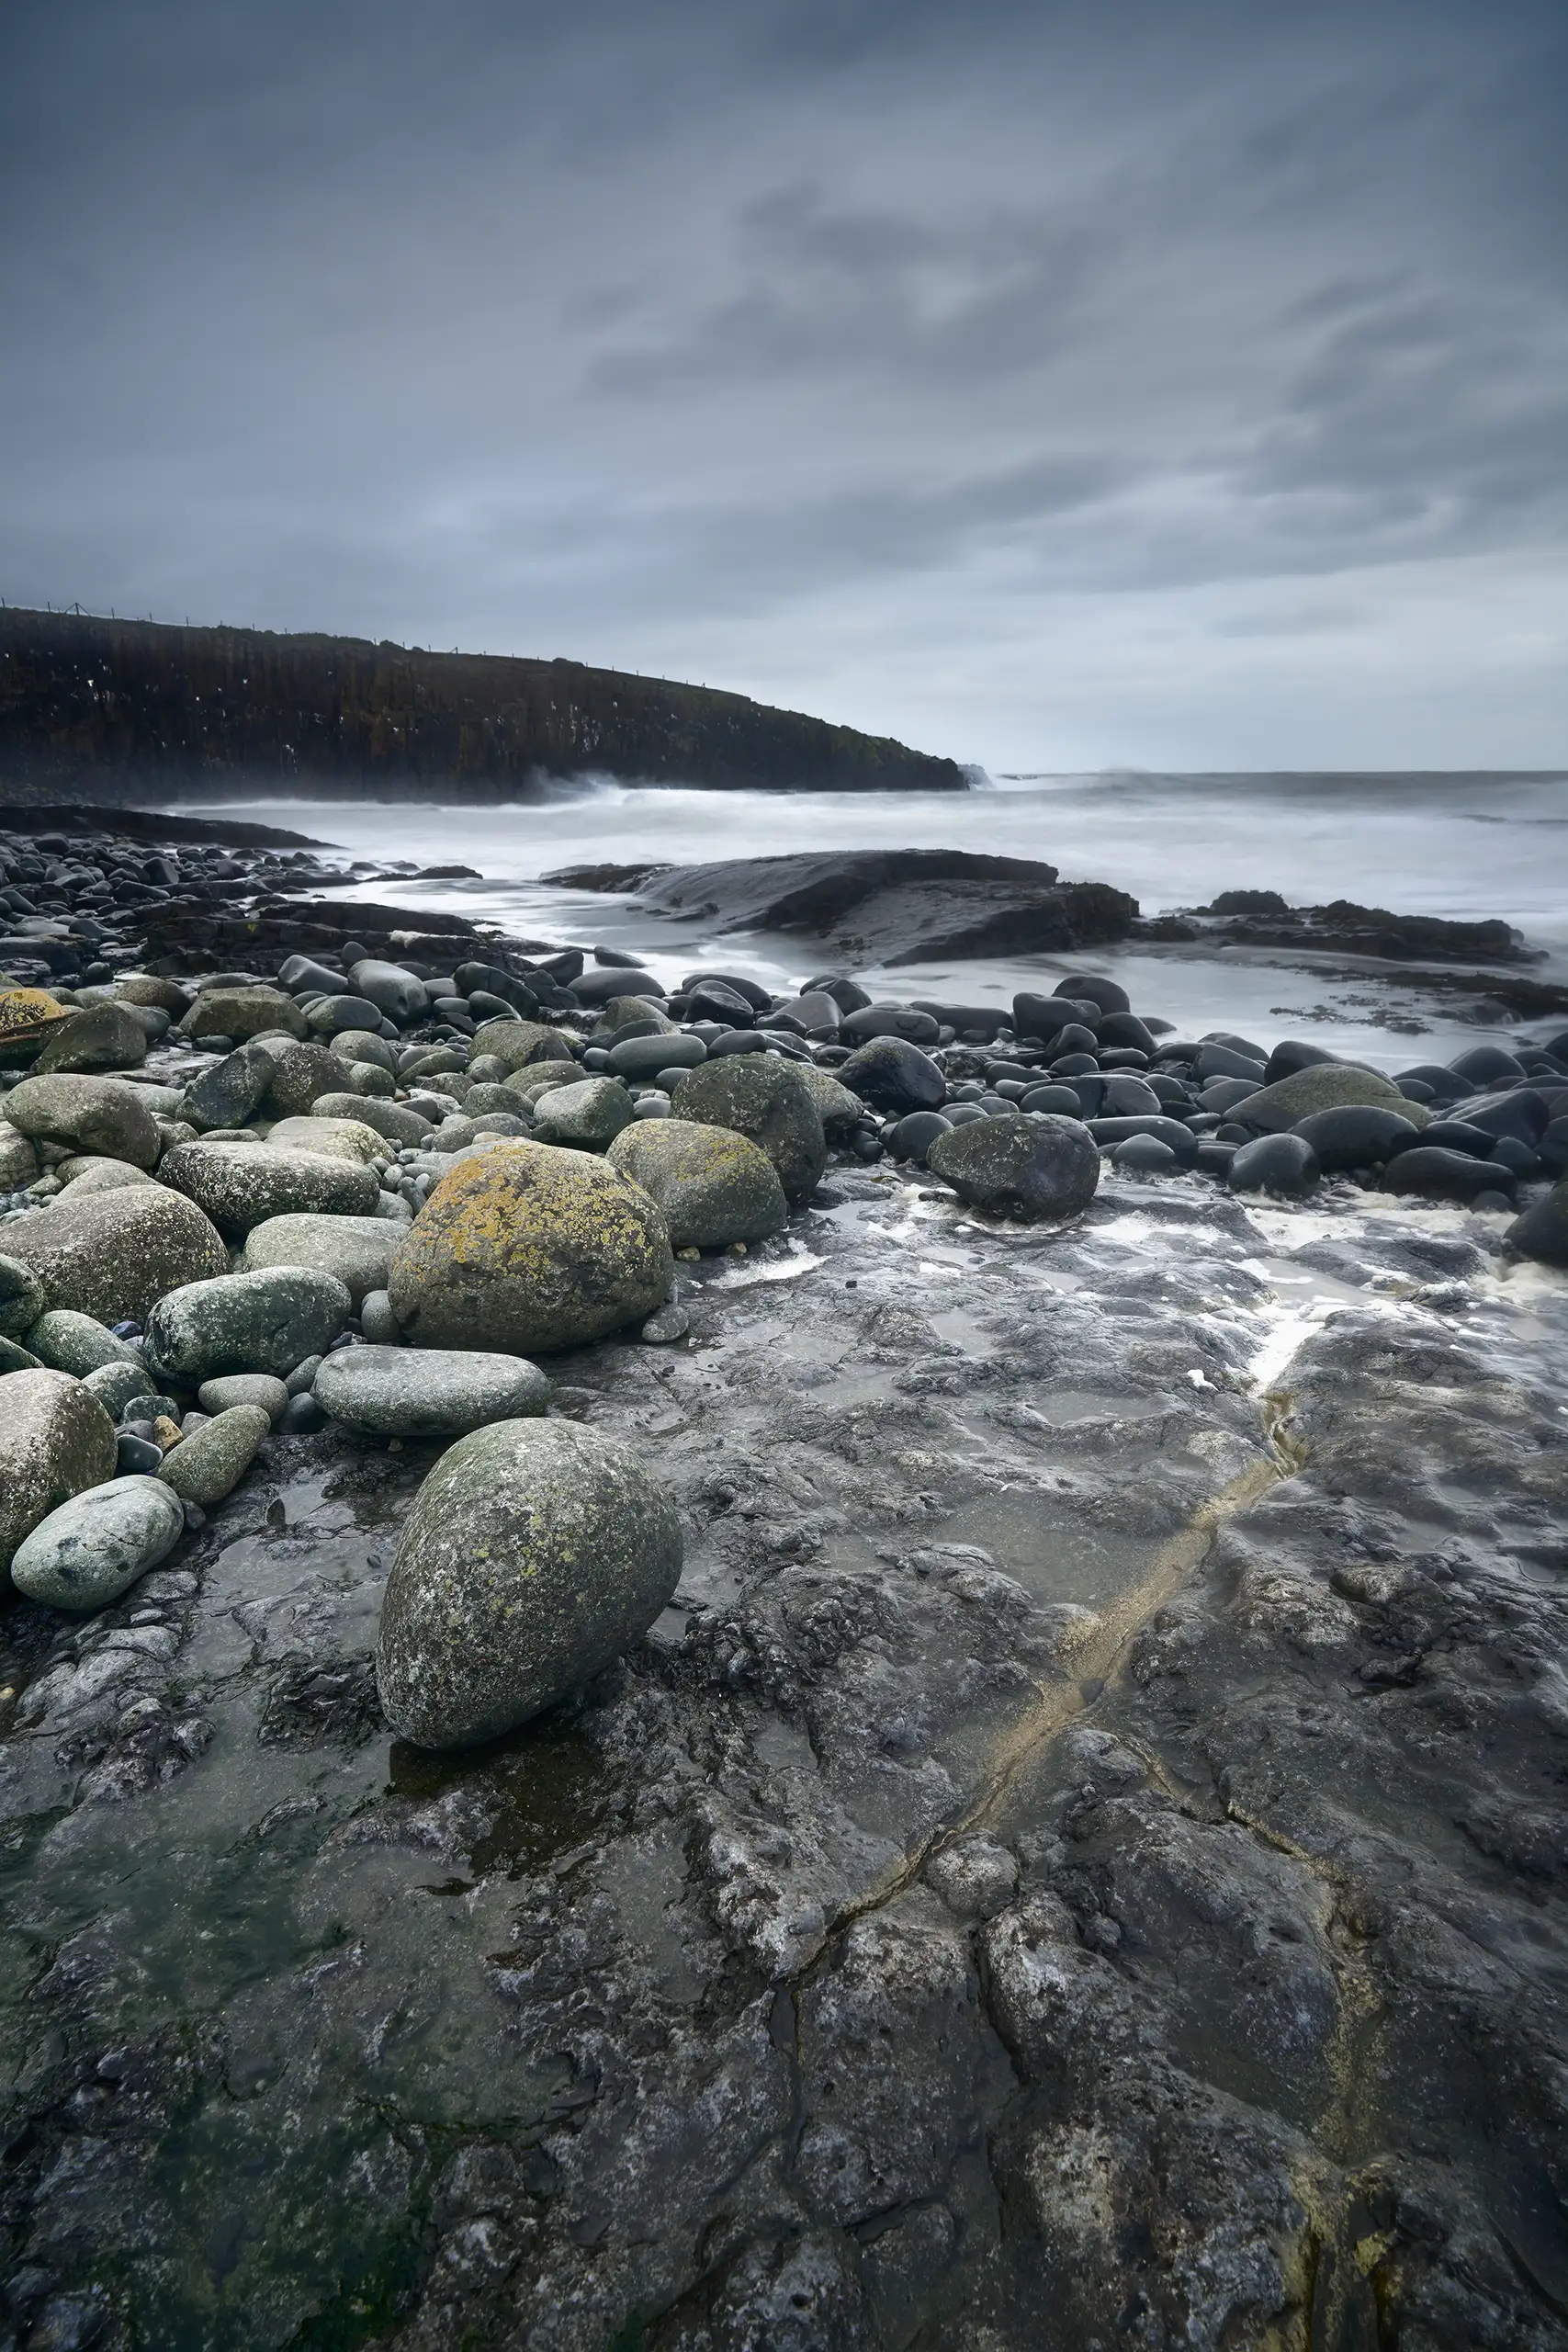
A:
927 1113 1100 1220
315 1344 550 1436
10 1476 185 1611
606 1119 788 1248
376 1419 682 1747
388 1141 673 1354
0 1368 118 1578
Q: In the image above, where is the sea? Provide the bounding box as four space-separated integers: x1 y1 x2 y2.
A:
194 768 1568 1071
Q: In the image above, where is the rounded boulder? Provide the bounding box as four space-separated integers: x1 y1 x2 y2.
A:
607 1117 788 1248
161 1139 380 1235
669 1057 826 1203
243 1212 400 1304
927 1113 1100 1221
146 1267 354 1382
0 1183 228 1325
389 1140 673 1353
529 1077 637 1151
3 1074 161 1169
836 1038 947 1116
0 1368 118 1578
315 1343 550 1437
376 1419 682 1748
10 1476 185 1612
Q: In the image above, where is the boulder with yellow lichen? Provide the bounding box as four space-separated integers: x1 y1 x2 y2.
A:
388 1138 673 1352
607 1117 787 1248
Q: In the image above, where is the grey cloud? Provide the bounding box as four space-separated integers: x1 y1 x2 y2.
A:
1 0 1564 766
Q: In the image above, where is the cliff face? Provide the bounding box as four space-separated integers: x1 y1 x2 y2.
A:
0 608 966 802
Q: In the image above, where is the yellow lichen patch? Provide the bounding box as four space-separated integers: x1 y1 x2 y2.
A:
0 989 70 1065
389 1138 672 1351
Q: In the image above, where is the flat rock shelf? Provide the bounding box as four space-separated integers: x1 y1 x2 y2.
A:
1 1166 1566 2349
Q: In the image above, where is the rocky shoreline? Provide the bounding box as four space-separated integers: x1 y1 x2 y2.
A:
1 813 1567 2347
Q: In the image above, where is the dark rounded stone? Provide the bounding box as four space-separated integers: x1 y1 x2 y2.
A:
927 1113 1100 1221
1110 1136 1178 1172
887 1110 953 1165
1053 1024 1099 1057
1020 1084 1084 1115
1227 1134 1320 1196
1290 1105 1421 1171
1380 1148 1517 1203
1052 974 1130 1014
682 970 773 1012
1506 1181 1568 1264
1195 1141 1238 1176
571 967 662 1008
705 1030 768 1057
1449 1046 1525 1088
278 1393 326 1434
1097 1013 1157 1056
836 1037 947 1114
1010 993 1078 1045
840 1004 942 1047
1263 1039 1338 1087
117 1431 164 1474
1087 1115 1199 1163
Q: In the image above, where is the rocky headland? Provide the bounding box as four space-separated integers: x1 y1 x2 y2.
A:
1 813 1566 2347
0 611 965 805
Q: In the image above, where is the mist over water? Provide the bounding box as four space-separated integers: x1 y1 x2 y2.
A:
197 770 1568 1070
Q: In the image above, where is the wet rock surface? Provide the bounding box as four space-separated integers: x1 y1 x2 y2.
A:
2 811 1568 2346
0 1160 1563 2347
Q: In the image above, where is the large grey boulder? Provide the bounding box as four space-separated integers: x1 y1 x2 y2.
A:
0 1369 118 1579
1506 1179 1568 1267
31 1001 150 1074
469 1018 573 1073
388 1140 672 1353
180 986 307 1043
1236 1064 1430 1134
0 1123 39 1189
529 1077 637 1150
183 1041 277 1131
0 1253 46 1340
927 1113 1100 1221
349 960 428 1023
4 1074 162 1170
10 1476 185 1611
243 1213 400 1304
158 1404 273 1505
315 1344 549 1437
161 1139 379 1235
24 1309 140 1379
376 1419 682 1747
263 1114 384 1163
0 1183 228 1324
309 1093 432 1149
669 1057 826 1204
607 1118 788 1248
260 1039 355 1120
146 1268 354 1382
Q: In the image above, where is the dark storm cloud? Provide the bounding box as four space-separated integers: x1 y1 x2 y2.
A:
1 0 1563 765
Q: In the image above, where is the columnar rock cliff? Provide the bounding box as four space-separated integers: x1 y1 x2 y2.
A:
0 609 966 801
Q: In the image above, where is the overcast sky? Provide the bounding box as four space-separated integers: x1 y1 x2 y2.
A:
3 0 1564 772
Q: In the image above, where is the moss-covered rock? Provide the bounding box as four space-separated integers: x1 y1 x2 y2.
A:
179 987 307 1043
1236 1064 1430 1134
388 1139 672 1352
607 1118 788 1248
927 1113 1100 1221
469 1018 572 1072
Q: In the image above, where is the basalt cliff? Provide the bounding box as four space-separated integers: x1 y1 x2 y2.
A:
0 608 966 804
